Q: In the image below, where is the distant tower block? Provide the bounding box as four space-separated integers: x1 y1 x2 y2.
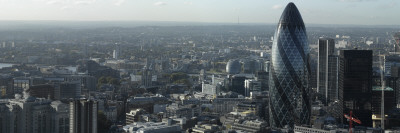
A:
69 100 98 133
113 43 120 59
113 50 118 59
394 32 400 53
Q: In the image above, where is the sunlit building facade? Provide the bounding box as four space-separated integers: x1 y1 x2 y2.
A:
269 2 311 129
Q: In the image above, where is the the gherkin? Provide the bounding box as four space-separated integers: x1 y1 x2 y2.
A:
269 2 311 129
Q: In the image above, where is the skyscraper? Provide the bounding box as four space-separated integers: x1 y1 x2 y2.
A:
113 43 120 59
317 38 338 105
141 66 153 88
340 50 373 127
69 100 98 133
327 56 340 103
393 32 400 53
0 96 59 133
269 2 311 129
229 75 246 96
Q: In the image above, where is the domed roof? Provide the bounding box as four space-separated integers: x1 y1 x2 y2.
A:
226 60 241 74
278 2 305 29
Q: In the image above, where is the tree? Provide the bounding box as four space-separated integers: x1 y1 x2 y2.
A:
170 72 189 82
98 76 107 84
173 79 191 87
106 76 114 83
109 78 120 85
97 76 108 89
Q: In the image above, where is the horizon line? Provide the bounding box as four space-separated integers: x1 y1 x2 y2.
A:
0 20 398 27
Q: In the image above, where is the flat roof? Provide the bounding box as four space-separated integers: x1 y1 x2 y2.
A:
372 86 393 91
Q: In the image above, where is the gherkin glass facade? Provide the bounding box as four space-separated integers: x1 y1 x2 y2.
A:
269 3 311 128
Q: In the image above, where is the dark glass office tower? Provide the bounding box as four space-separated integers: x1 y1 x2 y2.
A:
269 3 311 128
340 50 372 127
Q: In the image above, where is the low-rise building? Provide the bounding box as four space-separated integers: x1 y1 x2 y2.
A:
212 98 247 114
123 122 181 133
166 103 201 118
191 124 221 133
231 119 267 133
126 109 148 124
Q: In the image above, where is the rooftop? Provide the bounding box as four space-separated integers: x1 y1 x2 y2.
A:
372 86 394 91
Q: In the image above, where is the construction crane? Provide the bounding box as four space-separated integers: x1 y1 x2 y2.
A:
344 111 361 133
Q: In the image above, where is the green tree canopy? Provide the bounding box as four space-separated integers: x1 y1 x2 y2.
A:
170 72 189 82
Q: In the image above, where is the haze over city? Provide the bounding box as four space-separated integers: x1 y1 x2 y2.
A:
0 1 400 133
0 0 398 25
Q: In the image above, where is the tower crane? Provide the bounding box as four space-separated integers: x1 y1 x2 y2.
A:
344 111 361 133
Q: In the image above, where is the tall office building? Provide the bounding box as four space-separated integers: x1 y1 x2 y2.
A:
385 55 400 107
269 3 311 129
340 50 373 127
394 32 400 53
317 38 338 105
112 50 118 59
50 101 70 133
229 75 246 96
113 43 120 59
327 56 340 103
69 100 98 133
244 79 261 97
256 71 269 91
327 55 342 122
0 97 54 133
141 66 153 88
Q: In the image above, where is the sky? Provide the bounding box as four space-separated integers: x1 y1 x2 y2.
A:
0 0 398 25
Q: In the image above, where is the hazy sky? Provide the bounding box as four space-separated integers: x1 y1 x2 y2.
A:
0 0 398 25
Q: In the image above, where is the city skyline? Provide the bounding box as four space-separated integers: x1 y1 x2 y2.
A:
1 1 400 132
0 0 398 25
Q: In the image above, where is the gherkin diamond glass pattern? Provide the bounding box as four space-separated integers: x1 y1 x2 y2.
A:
269 2 311 129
